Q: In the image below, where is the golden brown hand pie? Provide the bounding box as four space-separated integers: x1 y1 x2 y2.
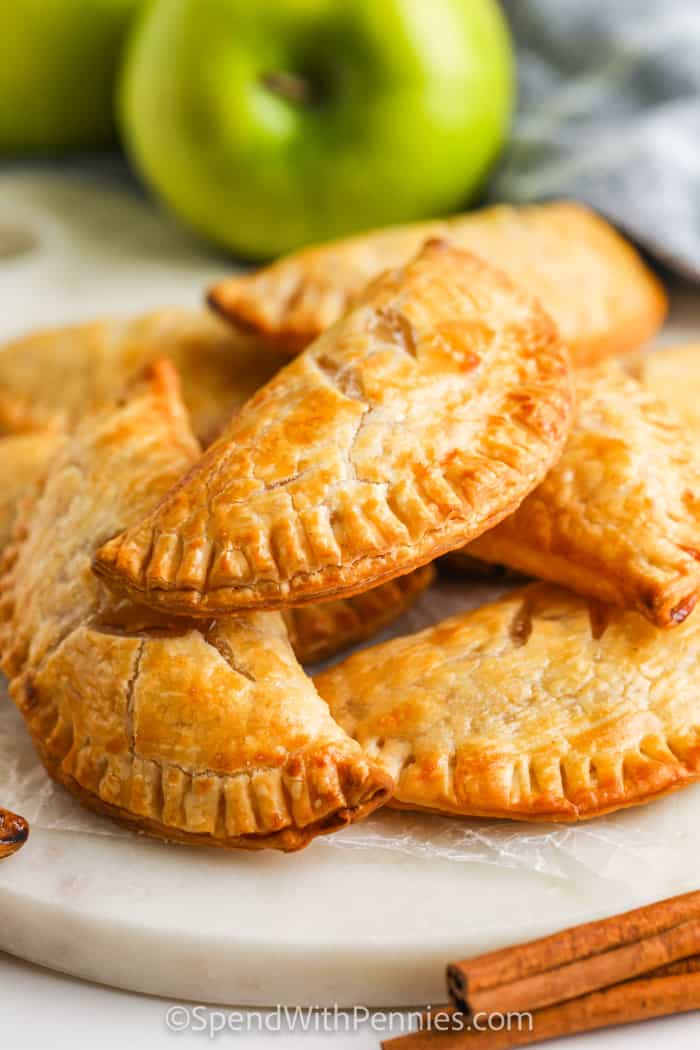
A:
465 362 700 627
0 429 427 666
315 583 700 822
0 431 56 552
209 201 666 366
629 344 700 439
0 308 288 444
94 241 574 616
0 361 391 851
284 563 434 665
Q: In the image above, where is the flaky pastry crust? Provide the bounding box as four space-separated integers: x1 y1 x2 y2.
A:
0 431 56 552
209 201 666 366
284 564 434 665
628 343 700 439
467 362 700 627
0 308 288 444
0 362 390 851
315 584 700 822
94 242 573 615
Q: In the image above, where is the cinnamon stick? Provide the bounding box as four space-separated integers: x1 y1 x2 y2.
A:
382 970 700 1049
0 806 29 859
447 890 700 1015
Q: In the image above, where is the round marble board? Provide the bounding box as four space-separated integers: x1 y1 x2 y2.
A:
0 170 699 1007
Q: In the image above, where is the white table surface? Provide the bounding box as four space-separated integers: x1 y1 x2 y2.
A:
2 166 700 1047
2 951 699 1049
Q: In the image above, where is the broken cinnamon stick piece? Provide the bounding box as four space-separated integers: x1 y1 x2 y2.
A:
0 806 29 859
447 890 700 1016
382 972 700 1050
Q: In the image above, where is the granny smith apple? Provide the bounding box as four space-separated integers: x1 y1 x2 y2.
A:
119 0 514 258
0 0 142 151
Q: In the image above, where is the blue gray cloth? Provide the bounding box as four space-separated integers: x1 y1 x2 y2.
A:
489 0 700 280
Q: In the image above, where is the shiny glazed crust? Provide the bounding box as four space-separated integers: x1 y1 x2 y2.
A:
315 584 700 822
0 308 288 444
208 201 666 366
94 242 574 615
468 362 700 627
0 362 390 850
284 564 435 664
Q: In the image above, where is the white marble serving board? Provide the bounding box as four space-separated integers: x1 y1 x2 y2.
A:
0 169 699 1008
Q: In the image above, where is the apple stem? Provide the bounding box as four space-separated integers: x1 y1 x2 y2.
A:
261 71 314 106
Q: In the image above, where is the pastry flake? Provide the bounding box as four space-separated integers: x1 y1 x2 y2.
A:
284 563 435 665
0 308 288 444
0 361 390 851
209 201 666 366
94 241 574 615
315 584 700 821
467 361 700 627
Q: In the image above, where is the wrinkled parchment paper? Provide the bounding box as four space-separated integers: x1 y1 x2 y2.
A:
3 574 697 884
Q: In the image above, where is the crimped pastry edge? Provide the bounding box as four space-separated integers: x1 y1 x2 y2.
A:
92 469 565 616
382 734 700 823
8 662 392 852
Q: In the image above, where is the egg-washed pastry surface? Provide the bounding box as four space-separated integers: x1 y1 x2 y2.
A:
0 308 288 444
315 584 700 822
284 563 434 665
94 242 573 616
0 431 56 551
0 431 429 665
209 201 666 366
630 344 700 439
466 362 700 628
0 361 391 851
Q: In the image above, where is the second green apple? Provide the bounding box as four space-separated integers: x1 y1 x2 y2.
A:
120 0 514 258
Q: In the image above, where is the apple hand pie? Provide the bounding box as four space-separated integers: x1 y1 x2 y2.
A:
208 201 666 366
0 308 288 445
629 344 700 440
315 584 700 822
283 563 434 665
94 241 573 616
0 361 391 851
466 362 700 627
0 431 429 666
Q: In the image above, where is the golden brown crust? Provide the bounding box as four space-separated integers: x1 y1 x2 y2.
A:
284 564 435 664
315 584 700 822
94 242 574 616
0 361 390 851
467 362 700 628
628 344 700 439
209 201 666 366
0 308 288 445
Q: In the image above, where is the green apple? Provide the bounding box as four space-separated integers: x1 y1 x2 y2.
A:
0 0 142 151
119 0 514 258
